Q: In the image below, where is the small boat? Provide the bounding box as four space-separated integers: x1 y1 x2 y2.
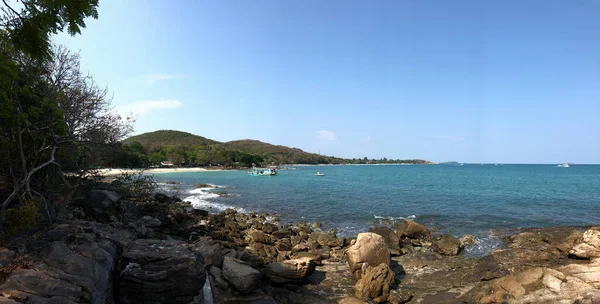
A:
248 165 277 176
315 172 325 176
557 163 569 168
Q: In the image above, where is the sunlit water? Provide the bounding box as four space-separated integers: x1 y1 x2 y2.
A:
153 164 600 256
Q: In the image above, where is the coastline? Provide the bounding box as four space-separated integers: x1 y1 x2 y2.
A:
97 167 229 176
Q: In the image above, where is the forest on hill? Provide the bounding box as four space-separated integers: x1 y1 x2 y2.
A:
114 130 433 168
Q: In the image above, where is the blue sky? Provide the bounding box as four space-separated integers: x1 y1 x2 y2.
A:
54 0 600 163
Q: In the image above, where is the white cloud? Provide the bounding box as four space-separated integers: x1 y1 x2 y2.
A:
119 99 182 116
434 135 466 142
145 73 186 86
316 130 338 141
360 136 373 144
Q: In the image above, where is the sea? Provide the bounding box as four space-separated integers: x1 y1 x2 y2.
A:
154 164 600 256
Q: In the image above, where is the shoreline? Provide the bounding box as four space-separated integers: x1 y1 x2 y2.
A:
97 167 232 176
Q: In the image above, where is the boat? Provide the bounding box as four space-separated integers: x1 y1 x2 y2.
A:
315 172 325 176
557 163 569 168
248 165 277 176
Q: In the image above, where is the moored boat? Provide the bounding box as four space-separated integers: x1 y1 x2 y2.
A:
249 165 277 176
557 163 569 168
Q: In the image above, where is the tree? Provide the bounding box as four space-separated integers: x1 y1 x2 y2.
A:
1 0 99 61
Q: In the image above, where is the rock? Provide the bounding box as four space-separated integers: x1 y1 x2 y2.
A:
432 234 463 256
368 226 400 250
311 222 322 229
222 256 261 293
387 289 413 304
0 248 16 267
194 236 223 268
209 266 229 290
354 263 395 299
309 231 340 247
394 220 432 239
246 229 274 244
463 261 600 303
154 193 170 203
272 229 292 239
275 238 293 251
570 228 600 258
143 217 162 228
89 190 120 209
118 239 206 303
338 297 368 304
459 234 477 246
346 233 390 280
0 223 120 304
263 257 316 283
193 209 209 216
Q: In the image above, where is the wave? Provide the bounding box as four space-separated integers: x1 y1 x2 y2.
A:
184 187 245 213
373 214 417 221
463 229 503 257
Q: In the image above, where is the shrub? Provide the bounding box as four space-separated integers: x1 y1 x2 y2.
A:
4 200 43 236
114 171 157 199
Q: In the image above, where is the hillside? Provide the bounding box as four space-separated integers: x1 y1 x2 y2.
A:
116 130 432 167
122 130 218 151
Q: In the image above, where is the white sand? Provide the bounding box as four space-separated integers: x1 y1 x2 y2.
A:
97 167 224 176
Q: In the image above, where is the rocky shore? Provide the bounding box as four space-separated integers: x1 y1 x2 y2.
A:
1 182 600 304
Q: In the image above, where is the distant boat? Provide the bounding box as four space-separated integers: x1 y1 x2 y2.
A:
249 165 277 176
315 172 325 176
557 163 569 168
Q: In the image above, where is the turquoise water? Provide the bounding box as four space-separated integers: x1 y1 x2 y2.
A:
155 164 600 255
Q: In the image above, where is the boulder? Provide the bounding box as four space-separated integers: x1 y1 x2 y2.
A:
309 231 340 247
209 266 229 290
432 234 463 256
346 233 390 280
272 229 292 239
246 229 274 244
368 226 400 251
153 193 170 203
354 263 395 299
570 228 600 259
263 257 316 283
118 239 206 303
338 297 368 304
0 248 16 267
0 223 121 304
222 256 261 293
194 236 223 268
394 220 432 240
89 190 120 209
275 238 293 251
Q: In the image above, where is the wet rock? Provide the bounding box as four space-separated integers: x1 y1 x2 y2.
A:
118 239 206 303
432 234 463 256
272 228 292 239
354 263 395 299
195 183 214 188
346 233 390 280
570 228 600 259
222 256 261 293
263 257 316 284
311 222 322 229
459 234 477 246
368 226 400 252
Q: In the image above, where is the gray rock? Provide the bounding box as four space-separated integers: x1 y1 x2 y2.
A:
145 218 162 228
195 236 223 268
209 266 229 290
89 190 120 209
0 248 16 267
118 239 206 303
222 256 260 293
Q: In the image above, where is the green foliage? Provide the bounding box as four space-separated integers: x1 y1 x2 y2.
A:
4 200 42 236
120 130 433 166
2 0 100 61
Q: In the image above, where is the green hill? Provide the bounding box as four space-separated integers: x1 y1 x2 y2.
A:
122 130 218 151
114 130 432 168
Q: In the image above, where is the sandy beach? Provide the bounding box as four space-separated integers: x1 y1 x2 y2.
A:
97 167 225 176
